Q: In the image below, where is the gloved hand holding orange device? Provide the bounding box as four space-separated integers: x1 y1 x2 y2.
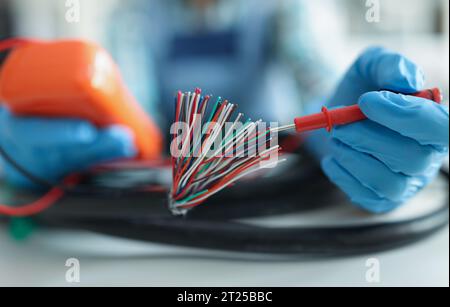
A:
0 38 163 187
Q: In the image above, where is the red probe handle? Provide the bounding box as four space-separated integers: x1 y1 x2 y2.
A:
294 88 442 133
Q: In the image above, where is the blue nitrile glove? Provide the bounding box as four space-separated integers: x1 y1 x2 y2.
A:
0 107 137 189
309 47 449 213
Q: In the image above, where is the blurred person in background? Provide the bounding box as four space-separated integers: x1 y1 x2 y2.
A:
0 0 448 213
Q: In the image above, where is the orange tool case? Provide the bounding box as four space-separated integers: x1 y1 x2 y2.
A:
0 39 163 160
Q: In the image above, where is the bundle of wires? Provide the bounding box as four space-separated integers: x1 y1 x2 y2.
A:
170 88 283 214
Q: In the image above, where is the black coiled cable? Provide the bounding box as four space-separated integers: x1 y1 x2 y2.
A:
1 144 449 256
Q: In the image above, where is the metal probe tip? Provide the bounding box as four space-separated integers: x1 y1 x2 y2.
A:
270 124 296 133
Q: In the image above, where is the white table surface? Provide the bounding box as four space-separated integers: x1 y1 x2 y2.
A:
0 225 448 287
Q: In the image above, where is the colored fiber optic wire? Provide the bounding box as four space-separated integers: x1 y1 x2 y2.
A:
170 88 284 215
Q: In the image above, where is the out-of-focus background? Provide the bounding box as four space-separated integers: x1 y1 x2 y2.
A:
1 0 448 94
1 0 448 114
0 0 448 286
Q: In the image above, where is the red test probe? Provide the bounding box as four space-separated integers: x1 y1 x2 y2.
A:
273 88 442 133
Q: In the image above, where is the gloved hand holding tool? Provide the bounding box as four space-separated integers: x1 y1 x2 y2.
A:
281 47 449 213
0 38 162 188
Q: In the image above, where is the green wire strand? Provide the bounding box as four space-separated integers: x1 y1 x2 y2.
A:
177 189 209 205
207 97 222 124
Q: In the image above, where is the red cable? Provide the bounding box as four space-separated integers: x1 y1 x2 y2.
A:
0 175 79 217
0 187 64 217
